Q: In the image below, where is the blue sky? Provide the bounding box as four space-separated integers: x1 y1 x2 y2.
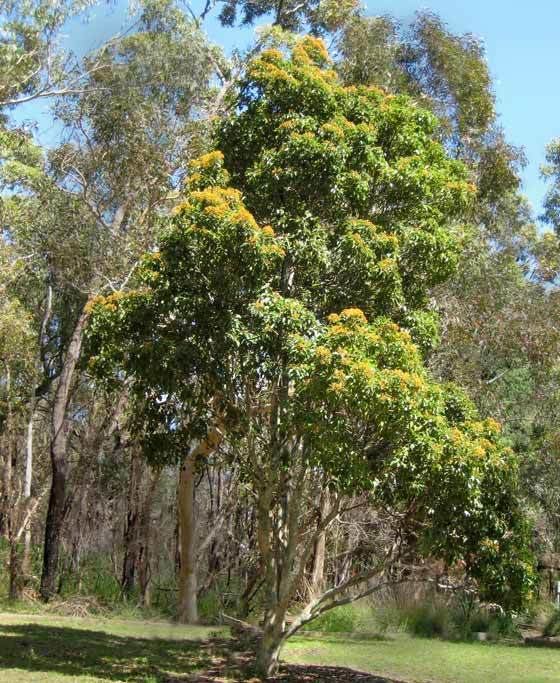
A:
16 1 560 218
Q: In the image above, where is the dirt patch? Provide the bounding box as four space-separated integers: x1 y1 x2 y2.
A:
182 639 404 682
524 635 560 648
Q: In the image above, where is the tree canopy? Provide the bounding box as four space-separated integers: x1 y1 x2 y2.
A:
87 36 535 675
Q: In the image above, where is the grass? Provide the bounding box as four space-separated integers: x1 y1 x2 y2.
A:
285 633 560 683
2 611 560 682
0 612 225 682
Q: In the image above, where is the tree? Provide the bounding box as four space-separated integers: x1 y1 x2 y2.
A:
338 11 523 222
1 0 220 600
0 244 42 598
88 38 535 675
0 1 100 109
216 0 358 33
541 139 560 232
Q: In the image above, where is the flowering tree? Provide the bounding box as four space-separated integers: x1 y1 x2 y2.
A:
88 37 535 676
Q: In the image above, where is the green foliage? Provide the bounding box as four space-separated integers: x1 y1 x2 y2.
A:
300 604 361 633
87 37 536 611
217 0 359 33
542 139 560 233
383 600 520 641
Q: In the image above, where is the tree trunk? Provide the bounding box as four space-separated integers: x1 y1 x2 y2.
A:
22 406 35 575
121 452 144 597
176 424 223 623
40 456 68 600
138 469 160 607
177 452 198 623
256 618 285 678
9 541 23 600
310 490 329 596
40 306 89 601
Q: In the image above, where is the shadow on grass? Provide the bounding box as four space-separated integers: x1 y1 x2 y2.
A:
0 622 219 681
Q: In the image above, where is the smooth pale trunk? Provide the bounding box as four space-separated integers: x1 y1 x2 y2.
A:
310 490 329 596
22 408 35 574
177 452 198 623
256 617 286 677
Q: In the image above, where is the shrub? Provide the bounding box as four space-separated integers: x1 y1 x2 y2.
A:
301 604 360 633
374 595 521 642
543 609 560 637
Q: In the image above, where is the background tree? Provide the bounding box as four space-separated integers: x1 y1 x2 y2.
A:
1 0 220 600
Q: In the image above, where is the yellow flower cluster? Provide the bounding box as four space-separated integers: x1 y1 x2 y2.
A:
388 368 425 391
86 290 128 314
340 308 368 323
260 48 284 64
353 360 375 380
292 36 330 67
232 208 258 228
189 151 224 170
377 257 396 273
248 59 297 87
320 122 345 140
484 418 501 434
329 368 347 394
172 200 193 215
191 187 242 207
314 345 332 363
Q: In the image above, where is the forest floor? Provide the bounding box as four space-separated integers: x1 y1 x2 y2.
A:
1 612 560 682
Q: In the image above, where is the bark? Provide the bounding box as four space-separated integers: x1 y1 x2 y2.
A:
177 452 198 623
3 367 24 601
256 618 285 677
177 424 223 624
22 406 35 575
23 284 52 574
138 468 160 606
9 541 23 601
121 452 144 597
40 305 90 601
310 490 330 597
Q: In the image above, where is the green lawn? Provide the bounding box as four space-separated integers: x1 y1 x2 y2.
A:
1 612 560 682
284 633 560 683
0 612 223 682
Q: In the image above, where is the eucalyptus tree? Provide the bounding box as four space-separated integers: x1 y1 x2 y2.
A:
88 38 535 675
0 243 43 598
338 11 524 233
215 0 358 33
0 0 102 109
541 139 560 233
1 0 220 600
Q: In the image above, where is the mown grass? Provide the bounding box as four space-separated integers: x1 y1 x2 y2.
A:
285 632 560 683
2 611 560 682
0 612 225 682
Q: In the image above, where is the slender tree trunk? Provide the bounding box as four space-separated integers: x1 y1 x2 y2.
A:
3 366 24 601
23 284 52 575
40 306 89 601
310 490 329 596
177 452 198 623
138 468 160 607
22 406 35 575
121 452 143 597
40 456 68 599
177 424 223 623
9 541 23 600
